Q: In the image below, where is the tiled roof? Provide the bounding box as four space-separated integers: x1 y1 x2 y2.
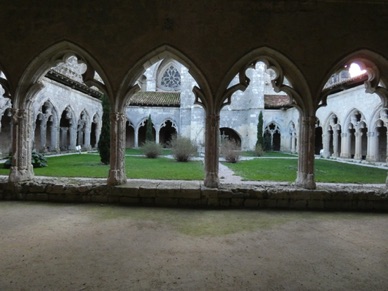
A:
128 91 180 107
264 94 292 109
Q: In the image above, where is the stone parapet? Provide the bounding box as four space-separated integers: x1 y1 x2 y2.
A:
0 177 387 211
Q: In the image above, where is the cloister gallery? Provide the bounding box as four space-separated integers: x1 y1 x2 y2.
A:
0 1 387 191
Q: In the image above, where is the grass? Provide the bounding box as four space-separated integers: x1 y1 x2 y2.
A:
0 151 386 183
126 156 203 180
241 151 296 157
0 153 204 180
224 158 388 183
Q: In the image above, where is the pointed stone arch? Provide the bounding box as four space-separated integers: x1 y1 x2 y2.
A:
264 121 281 151
76 109 91 150
33 99 59 153
10 40 112 182
320 49 388 108
218 46 315 189
118 45 211 110
111 45 211 186
159 118 178 147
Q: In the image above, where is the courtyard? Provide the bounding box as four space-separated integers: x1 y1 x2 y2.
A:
0 202 387 290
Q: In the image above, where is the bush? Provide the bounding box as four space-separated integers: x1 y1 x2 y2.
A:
141 141 163 158
170 135 198 162
254 143 264 157
220 139 241 163
3 152 48 169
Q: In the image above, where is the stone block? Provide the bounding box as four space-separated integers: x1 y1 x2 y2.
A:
219 198 230 207
141 198 155 205
120 197 140 204
25 193 48 201
207 198 219 207
139 186 157 198
155 197 178 206
230 197 244 207
244 199 259 208
202 187 218 199
157 184 177 198
178 198 206 207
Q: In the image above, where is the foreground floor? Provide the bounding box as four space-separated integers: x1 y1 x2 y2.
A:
0 202 387 290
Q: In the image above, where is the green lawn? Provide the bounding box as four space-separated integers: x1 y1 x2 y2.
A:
0 154 204 180
224 158 387 184
0 153 386 183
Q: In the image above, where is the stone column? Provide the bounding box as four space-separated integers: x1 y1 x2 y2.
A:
322 132 330 158
204 111 220 188
367 131 379 162
84 126 91 150
108 111 127 185
134 128 139 148
40 118 47 151
69 124 76 150
340 132 351 158
60 127 68 150
295 114 316 189
155 125 160 144
50 123 59 152
9 108 34 182
354 131 363 160
291 132 296 153
332 130 339 157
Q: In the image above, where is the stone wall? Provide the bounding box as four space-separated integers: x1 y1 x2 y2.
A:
1 177 387 211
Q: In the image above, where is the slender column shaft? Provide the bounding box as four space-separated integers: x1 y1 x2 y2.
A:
295 114 316 189
108 111 127 185
204 111 219 188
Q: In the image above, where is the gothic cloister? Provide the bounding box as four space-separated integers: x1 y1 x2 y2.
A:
0 1 386 194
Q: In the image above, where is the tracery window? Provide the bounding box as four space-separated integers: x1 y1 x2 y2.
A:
160 65 181 90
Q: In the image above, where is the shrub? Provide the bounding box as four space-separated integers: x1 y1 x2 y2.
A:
170 135 198 162
254 143 264 157
3 152 48 169
141 141 163 158
98 94 110 165
220 139 241 163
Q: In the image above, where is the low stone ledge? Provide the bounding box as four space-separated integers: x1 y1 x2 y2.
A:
0 179 387 211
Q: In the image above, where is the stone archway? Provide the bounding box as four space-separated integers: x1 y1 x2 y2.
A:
159 120 177 147
264 122 281 151
9 41 112 182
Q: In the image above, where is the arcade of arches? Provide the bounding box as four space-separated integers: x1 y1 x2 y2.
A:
0 1 387 191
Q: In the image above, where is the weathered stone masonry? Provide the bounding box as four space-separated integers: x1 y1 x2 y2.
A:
1 177 387 211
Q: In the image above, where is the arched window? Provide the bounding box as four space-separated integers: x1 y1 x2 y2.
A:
160 65 181 90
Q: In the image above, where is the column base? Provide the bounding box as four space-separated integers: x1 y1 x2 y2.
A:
107 169 127 186
9 166 34 183
295 172 316 189
204 172 219 188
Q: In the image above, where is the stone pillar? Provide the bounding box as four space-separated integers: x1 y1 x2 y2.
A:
332 130 339 157
9 108 34 182
84 126 91 150
134 128 139 148
366 131 378 162
291 132 296 153
69 124 76 150
60 127 68 150
386 129 388 163
204 112 220 188
108 111 127 185
295 114 316 189
322 132 331 158
50 123 59 152
40 118 47 151
354 131 363 160
155 126 160 144
340 132 351 158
